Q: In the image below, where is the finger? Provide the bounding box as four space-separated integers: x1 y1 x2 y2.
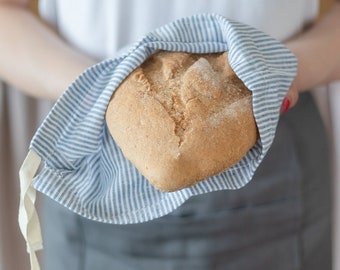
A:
280 81 299 114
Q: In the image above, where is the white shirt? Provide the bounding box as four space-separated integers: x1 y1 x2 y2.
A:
39 0 319 60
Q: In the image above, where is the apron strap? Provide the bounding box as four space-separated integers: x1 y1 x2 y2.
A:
18 149 43 270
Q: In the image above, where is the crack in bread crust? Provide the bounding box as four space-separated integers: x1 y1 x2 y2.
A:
139 51 251 147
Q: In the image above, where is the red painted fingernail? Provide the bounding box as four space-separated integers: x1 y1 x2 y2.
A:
280 97 291 114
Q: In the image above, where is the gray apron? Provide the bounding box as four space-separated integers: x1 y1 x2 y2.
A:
42 92 332 270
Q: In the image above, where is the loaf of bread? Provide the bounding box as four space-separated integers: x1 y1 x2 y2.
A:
105 51 258 192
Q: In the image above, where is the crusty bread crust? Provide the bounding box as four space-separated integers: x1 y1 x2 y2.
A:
105 51 258 191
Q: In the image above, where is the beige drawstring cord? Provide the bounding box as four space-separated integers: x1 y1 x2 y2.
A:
19 149 43 270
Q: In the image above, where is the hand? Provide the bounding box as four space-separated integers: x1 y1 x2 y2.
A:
281 2 340 114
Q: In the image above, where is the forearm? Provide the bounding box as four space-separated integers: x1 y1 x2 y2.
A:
0 3 96 100
285 2 340 92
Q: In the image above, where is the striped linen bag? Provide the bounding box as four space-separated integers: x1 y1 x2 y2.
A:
18 13 296 270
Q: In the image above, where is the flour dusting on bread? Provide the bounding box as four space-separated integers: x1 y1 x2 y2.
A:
105 51 258 191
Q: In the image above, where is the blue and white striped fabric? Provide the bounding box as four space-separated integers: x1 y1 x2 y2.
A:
30 14 297 224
